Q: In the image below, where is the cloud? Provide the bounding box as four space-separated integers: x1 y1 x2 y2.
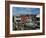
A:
13 7 40 16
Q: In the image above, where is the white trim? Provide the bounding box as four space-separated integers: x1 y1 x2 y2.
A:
10 4 43 34
10 4 42 8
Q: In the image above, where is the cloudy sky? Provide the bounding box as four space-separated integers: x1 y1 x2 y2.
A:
12 7 40 16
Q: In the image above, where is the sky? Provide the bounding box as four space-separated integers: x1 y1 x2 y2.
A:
12 7 40 16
